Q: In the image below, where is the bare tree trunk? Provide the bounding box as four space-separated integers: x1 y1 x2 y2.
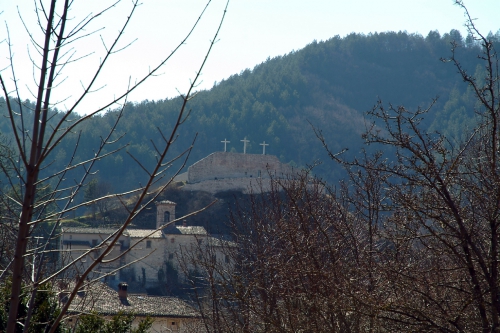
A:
0 1 229 332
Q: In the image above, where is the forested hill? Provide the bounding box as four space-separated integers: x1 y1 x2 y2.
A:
1 29 494 193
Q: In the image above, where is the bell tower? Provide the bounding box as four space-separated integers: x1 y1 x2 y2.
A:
155 200 176 230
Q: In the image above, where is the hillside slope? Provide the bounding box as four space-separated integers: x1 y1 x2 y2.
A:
0 29 489 194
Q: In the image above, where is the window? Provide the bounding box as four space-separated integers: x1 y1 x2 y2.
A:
69 235 72 240
146 240 151 248
258 170 261 177
171 321 176 326
92 239 97 247
170 238 175 243
164 211 170 222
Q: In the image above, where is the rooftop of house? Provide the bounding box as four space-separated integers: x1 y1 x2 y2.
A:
62 227 127 235
63 282 199 318
168 226 207 235
62 226 208 237
127 229 163 238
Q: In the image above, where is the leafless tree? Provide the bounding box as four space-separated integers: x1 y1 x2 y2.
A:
187 2 500 332
183 172 382 333
0 1 228 332
317 2 500 331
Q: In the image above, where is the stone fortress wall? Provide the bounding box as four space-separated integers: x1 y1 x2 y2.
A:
182 177 270 194
187 152 292 183
180 152 294 194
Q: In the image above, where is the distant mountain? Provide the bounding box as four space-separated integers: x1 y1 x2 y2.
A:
0 29 492 196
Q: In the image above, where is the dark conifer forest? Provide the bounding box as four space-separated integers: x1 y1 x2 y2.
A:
0 29 496 193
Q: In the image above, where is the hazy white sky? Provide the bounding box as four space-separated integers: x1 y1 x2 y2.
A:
1 0 499 114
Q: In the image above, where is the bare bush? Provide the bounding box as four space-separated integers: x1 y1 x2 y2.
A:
185 172 384 332
189 2 500 333
317 2 500 331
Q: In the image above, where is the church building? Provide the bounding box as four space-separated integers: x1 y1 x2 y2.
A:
59 200 227 288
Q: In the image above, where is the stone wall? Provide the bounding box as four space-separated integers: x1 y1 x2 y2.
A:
182 177 274 194
155 200 176 230
187 152 292 184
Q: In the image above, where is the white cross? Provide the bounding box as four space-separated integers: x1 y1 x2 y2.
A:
260 141 269 155
241 137 250 154
221 138 230 152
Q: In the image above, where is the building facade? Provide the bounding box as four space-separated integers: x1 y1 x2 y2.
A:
60 201 226 288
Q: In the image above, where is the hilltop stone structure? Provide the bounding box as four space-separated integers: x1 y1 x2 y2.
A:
178 151 294 194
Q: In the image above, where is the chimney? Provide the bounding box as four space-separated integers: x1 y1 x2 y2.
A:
118 282 128 300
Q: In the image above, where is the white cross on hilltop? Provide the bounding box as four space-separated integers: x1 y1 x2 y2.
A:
241 137 250 154
260 141 269 155
221 138 230 152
